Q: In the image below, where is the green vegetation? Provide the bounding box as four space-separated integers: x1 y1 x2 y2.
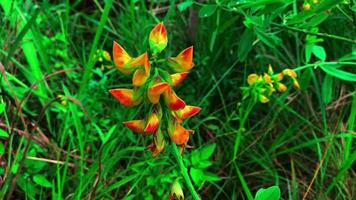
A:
1 0 356 199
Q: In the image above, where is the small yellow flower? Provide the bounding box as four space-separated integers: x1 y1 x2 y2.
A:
276 83 287 92
283 69 297 78
259 95 269 103
247 74 259 85
303 3 311 10
292 79 300 89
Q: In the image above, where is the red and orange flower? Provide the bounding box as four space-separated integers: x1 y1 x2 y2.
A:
109 22 201 156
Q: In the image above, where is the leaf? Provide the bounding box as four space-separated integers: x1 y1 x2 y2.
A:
33 174 52 188
0 129 9 138
255 186 281 200
238 28 255 61
199 5 217 18
210 29 218 52
299 68 312 91
178 0 194 12
190 167 204 187
203 171 221 182
255 28 282 48
305 44 313 63
0 103 5 114
322 75 333 104
320 64 356 82
0 142 4 155
195 160 213 168
200 143 216 160
312 45 326 61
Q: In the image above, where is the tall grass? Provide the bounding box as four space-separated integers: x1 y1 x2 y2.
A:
0 0 355 199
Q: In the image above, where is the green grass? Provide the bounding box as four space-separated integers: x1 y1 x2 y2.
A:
1 0 356 199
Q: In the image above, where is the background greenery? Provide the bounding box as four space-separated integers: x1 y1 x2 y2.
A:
1 0 356 199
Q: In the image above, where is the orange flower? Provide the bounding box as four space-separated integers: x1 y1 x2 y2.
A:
292 79 300 89
174 105 201 122
109 89 141 107
283 69 297 78
171 72 188 86
147 82 170 104
164 87 186 110
123 120 146 134
276 83 287 92
144 113 160 133
168 123 193 145
247 74 259 85
113 41 147 75
147 129 165 156
149 22 168 55
168 46 194 72
132 53 150 86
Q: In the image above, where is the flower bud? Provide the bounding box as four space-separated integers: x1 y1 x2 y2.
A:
169 179 184 200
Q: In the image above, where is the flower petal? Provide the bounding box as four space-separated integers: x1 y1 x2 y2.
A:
171 72 189 86
176 105 201 120
164 87 186 110
147 129 165 156
147 82 170 104
132 69 149 86
247 74 259 85
144 113 160 133
168 123 192 145
113 41 132 74
168 46 194 72
276 83 287 92
109 88 141 107
123 120 145 134
283 69 297 78
149 22 168 55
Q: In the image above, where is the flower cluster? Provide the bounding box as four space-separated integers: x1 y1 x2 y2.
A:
244 65 299 103
303 0 320 10
94 49 113 71
109 22 201 156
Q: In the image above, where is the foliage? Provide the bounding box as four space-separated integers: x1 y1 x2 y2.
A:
0 0 356 199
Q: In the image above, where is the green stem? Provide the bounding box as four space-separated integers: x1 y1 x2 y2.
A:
172 144 200 200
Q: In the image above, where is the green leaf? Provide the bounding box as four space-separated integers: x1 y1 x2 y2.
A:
322 75 333 104
320 64 356 82
312 45 326 61
305 44 313 63
195 160 213 168
190 167 204 187
0 129 9 138
0 103 5 114
255 28 281 48
255 186 281 200
200 143 216 160
210 30 218 52
178 0 194 12
199 5 217 18
0 142 4 155
203 171 221 182
299 68 312 91
238 28 255 61
33 174 52 188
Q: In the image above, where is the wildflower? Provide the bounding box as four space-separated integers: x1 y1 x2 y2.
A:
149 22 168 55
168 47 194 72
247 74 259 85
169 179 184 200
109 88 142 107
303 3 311 10
171 72 189 86
246 65 299 103
168 122 193 146
110 22 201 156
283 69 297 78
